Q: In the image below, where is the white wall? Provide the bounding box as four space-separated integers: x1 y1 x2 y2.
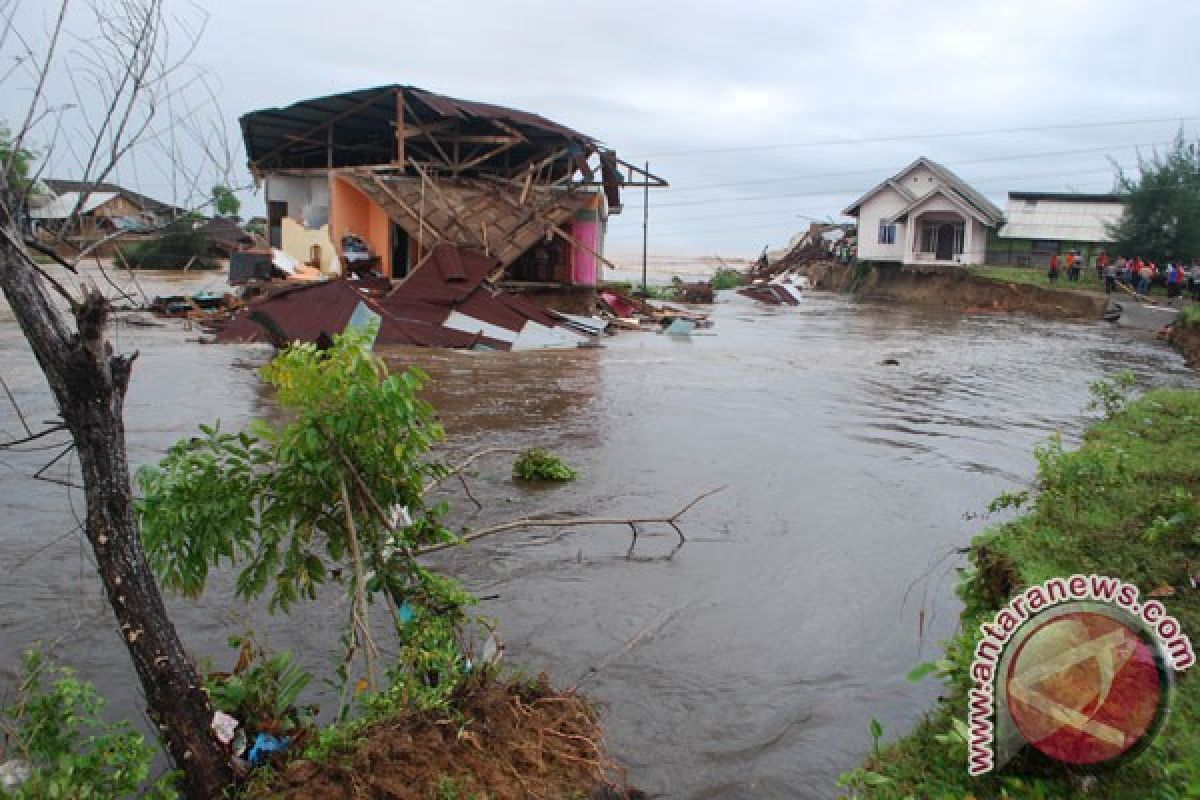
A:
856 186 910 262
265 174 331 228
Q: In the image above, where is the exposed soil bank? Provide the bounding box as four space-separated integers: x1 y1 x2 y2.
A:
805 262 1109 320
1169 323 1200 367
249 677 635 800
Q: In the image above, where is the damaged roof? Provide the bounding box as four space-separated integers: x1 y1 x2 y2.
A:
240 84 596 172
209 243 584 352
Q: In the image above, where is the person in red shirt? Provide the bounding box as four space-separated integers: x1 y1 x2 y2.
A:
1048 254 1060 283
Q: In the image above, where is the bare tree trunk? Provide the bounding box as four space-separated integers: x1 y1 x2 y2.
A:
0 235 234 798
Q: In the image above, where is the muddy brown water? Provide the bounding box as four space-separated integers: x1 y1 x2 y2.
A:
1 267 1196 798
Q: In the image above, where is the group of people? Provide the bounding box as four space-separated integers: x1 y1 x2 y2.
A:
1047 251 1200 301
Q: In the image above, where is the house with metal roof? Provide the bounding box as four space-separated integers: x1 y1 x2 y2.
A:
842 158 1004 266
239 84 664 306
31 179 185 237
991 192 1126 267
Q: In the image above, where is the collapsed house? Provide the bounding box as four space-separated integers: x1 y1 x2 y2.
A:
230 84 665 349
210 243 587 350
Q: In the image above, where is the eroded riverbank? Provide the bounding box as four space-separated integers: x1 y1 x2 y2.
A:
1 273 1196 798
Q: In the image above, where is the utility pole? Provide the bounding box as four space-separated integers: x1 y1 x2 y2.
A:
642 160 650 294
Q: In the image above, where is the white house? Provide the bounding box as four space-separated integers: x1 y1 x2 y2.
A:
842 158 1004 266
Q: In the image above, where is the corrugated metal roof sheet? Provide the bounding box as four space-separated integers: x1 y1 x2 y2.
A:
29 191 118 219
998 196 1126 242
240 84 594 170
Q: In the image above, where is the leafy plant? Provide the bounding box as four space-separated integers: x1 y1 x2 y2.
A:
120 216 219 270
1087 369 1138 418
0 649 179 799
204 635 314 737
512 448 578 482
839 388 1200 799
709 266 745 290
138 328 476 721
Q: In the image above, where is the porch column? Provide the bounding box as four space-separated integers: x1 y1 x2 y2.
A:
962 216 973 264
904 214 917 265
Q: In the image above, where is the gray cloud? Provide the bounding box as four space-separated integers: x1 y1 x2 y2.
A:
8 0 1198 262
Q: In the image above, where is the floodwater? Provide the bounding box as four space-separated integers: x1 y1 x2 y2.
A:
1 267 1196 798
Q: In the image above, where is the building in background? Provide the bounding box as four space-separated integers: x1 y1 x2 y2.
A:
842 157 1004 266
30 179 185 241
991 192 1126 268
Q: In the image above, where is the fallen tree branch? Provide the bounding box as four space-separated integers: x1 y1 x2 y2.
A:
424 446 523 494
418 486 725 559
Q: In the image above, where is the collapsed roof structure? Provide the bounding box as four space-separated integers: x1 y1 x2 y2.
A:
240 84 664 286
234 84 666 349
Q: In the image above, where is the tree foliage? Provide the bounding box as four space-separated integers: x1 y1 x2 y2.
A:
0 123 36 191
211 185 240 217
137 328 477 715
1109 130 1200 264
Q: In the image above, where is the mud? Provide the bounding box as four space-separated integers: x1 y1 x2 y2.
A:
1169 323 1200 367
805 262 1110 319
254 676 626 800
1 264 1197 799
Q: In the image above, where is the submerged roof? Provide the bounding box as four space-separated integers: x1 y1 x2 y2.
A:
240 84 595 171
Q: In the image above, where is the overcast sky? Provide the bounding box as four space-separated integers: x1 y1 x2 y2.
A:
10 0 1200 264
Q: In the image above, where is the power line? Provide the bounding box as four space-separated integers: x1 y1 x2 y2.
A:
650 140 1172 194
632 115 1197 158
604 164 1142 240
616 164 1127 211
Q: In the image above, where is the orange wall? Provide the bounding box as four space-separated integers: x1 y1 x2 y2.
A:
330 176 391 276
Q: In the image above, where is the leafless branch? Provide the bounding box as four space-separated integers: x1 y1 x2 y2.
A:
424 446 523 494
0 372 32 437
0 423 67 449
418 486 726 559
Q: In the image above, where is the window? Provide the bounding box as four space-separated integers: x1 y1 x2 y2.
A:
878 222 897 245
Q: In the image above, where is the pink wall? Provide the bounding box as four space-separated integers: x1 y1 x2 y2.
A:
569 206 601 286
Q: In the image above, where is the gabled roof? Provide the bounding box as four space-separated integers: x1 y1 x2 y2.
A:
842 177 915 217
842 157 1003 225
886 185 997 227
42 179 185 217
29 191 118 219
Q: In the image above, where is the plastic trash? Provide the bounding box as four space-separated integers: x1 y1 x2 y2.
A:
0 759 32 790
397 601 416 626
247 732 291 767
211 710 239 745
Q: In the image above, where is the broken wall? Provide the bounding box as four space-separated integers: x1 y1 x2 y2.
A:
266 174 338 273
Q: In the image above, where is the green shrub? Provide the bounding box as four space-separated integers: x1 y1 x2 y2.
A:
1179 305 1200 328
512 448 578 482
841 388 1200 799
710 266 745 290
120 218 217 270
0 649 178 799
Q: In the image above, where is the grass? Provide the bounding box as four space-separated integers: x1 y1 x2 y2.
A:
969 265 1109 294
840 385 1200 800
1179 306 1200 328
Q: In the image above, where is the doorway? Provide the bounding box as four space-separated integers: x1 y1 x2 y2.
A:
267 201 287 249
391 223 411 279
936 223 955 261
